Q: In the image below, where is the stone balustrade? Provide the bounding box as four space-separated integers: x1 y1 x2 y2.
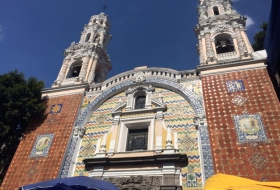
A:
88 68 198 92
217 51 238 60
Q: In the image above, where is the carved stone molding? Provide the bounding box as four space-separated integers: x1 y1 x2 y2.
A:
103 176 162 190
134 72 146 83
193 114 206 127
126 85 155 95
73 125 86 138
214 23 228 33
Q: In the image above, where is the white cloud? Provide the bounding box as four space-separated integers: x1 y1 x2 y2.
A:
245 15 255 29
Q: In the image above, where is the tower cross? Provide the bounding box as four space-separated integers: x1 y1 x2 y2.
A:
102 5 108 11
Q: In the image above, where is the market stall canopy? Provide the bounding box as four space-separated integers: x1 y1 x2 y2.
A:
204 173 280 190
18 176 119 190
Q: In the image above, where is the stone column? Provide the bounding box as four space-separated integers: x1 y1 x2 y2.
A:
85 57 94 80
79 56 90 82
164 124 175 154
155 112 163 153
96 133 107 158
205 32 215 63
145 91 152 109
234 26 248 57
126 93 133 110
99 32 105 47
145 85 155 109
55 59 70 85
165 126 173 149
87 55 98 83
198 36 205 65
108 115 120 156
241 30 253 55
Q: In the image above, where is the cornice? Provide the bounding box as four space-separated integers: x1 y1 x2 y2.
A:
89 68 197 89
197 58 267 72
42 84 88 96
112 106 166 117
83 153 188 168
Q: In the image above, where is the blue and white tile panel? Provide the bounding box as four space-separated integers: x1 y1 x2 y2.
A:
199 127 214 179
233 114 268 143
30 134 54 158
226 79 245 92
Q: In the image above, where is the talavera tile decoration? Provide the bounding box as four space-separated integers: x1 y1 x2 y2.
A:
187 173 197 187
226 79 245 92
61 78 206 180
30 134 54 157
50 104 63 114
199 127 214 179
233 114 267 143
231 95 247 106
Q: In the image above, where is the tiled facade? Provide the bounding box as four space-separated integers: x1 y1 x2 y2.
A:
0 93 83 190
74 92 126 176
1 0 279 189
202 68 280 181
73 87 205 189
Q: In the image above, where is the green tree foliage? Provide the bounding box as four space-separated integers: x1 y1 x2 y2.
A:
252 22 268 51
0 70 46 183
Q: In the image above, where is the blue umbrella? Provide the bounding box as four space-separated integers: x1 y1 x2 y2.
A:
19 176 119 190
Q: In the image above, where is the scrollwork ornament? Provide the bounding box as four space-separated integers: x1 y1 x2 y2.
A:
215 24 228 33
134 72 146 83
207 50 214 58
193 115 206 127
73 125 86 138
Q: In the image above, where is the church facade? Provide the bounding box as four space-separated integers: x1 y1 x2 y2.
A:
2 0 280 189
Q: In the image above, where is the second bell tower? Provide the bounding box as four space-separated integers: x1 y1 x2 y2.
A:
52 12 112 87
195 0 253 65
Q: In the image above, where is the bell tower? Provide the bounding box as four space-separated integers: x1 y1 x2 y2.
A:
195 0 253 65
52 12 112 87
197 0 280 182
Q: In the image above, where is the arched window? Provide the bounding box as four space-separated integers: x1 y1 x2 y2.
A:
85 33 91 42
71 66 81 77
135 96 146 109
94 35 100 43
66 61 82 78
213 6 219 15
215 34 235 54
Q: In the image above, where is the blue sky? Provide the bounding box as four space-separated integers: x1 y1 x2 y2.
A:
0 0 271 87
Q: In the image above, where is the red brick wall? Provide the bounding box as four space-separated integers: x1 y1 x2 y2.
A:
0 93 83 190
202 68 280 181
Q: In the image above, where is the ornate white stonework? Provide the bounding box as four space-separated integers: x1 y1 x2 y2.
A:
73 125 86 138
195 0 253 65
134 72 146 83
52 12 112 88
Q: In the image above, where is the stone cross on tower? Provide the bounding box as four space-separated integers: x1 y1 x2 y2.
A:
52 12 112 87
195 0 253 65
